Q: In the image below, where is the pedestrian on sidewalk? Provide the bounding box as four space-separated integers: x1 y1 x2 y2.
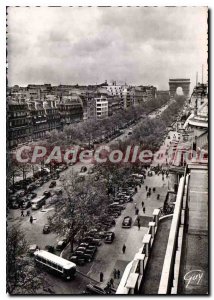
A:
157 194 160 200
21 210 24 217
110 278 114 287
141 201 144 207
153 187 156 192
134 202 137 209
106 282 111 294
145 186 148 191
122 244 126 254
135 186 138 193
26 210 30 217
138 223 141 230
30 216 33 224
117 269 120 279
113 268 117 279
100 272 104 282
143 207 146 214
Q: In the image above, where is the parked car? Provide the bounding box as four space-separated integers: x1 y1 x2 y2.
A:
83 253 94 262
88 245 97 252
104 232 115 244
49 181 56 188
79 242 89 248
85 248 96 258
16 190 26 198
27 183 37 192
9 201 20 209
122 216 132 228
43 224 50 234
69 255 85 266
76 246 87 253
21 200 31 210
27 192 37 200
85 284 107 295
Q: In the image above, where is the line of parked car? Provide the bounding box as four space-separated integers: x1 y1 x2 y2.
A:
7 164 70 210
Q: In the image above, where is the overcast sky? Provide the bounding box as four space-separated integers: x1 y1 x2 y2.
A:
7 6 208 90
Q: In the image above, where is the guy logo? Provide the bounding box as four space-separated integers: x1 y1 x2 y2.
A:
184 269 204 288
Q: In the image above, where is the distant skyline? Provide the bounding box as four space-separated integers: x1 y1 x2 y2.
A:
7 7 208 90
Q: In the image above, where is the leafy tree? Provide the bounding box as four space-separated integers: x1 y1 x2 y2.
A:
7 226 50 295
48 171 109 252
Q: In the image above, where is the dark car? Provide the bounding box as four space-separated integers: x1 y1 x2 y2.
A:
122 216 132 228
76 246 87 253
147 171 153 177
80 166 87 173
27 183 37 192
79 242 89 248
69 255 85 266
83 253 93 262
9 201 20 209
43 224 51 234
104 232 115 244
45 245 55 253
49 181 56 188
85 246 96 257
21 200 31 210
85 284 107 295
56 239 67 251
88 245 97 252
27 192 37 200
43 191 51 198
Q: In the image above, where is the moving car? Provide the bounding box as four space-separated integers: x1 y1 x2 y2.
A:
28 244 39 256
49 181 56 188
43 191 51 198
53 188 63 195
122 216 132 228
104 232 115 244
56 239 67 251
43 224 51 234
147 171 153 177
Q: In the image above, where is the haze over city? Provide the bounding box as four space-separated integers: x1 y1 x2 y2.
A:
7 6 207 90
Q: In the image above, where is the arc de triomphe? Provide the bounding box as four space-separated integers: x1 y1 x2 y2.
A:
169 78 191 99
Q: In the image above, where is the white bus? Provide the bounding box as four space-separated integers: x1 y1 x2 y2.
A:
31 196 46 210
34 250 76 280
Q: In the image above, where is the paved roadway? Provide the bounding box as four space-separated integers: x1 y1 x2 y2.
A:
8 100 176 294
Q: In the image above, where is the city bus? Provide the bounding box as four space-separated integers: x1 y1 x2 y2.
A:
34 250 76 280
31 196 46 210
